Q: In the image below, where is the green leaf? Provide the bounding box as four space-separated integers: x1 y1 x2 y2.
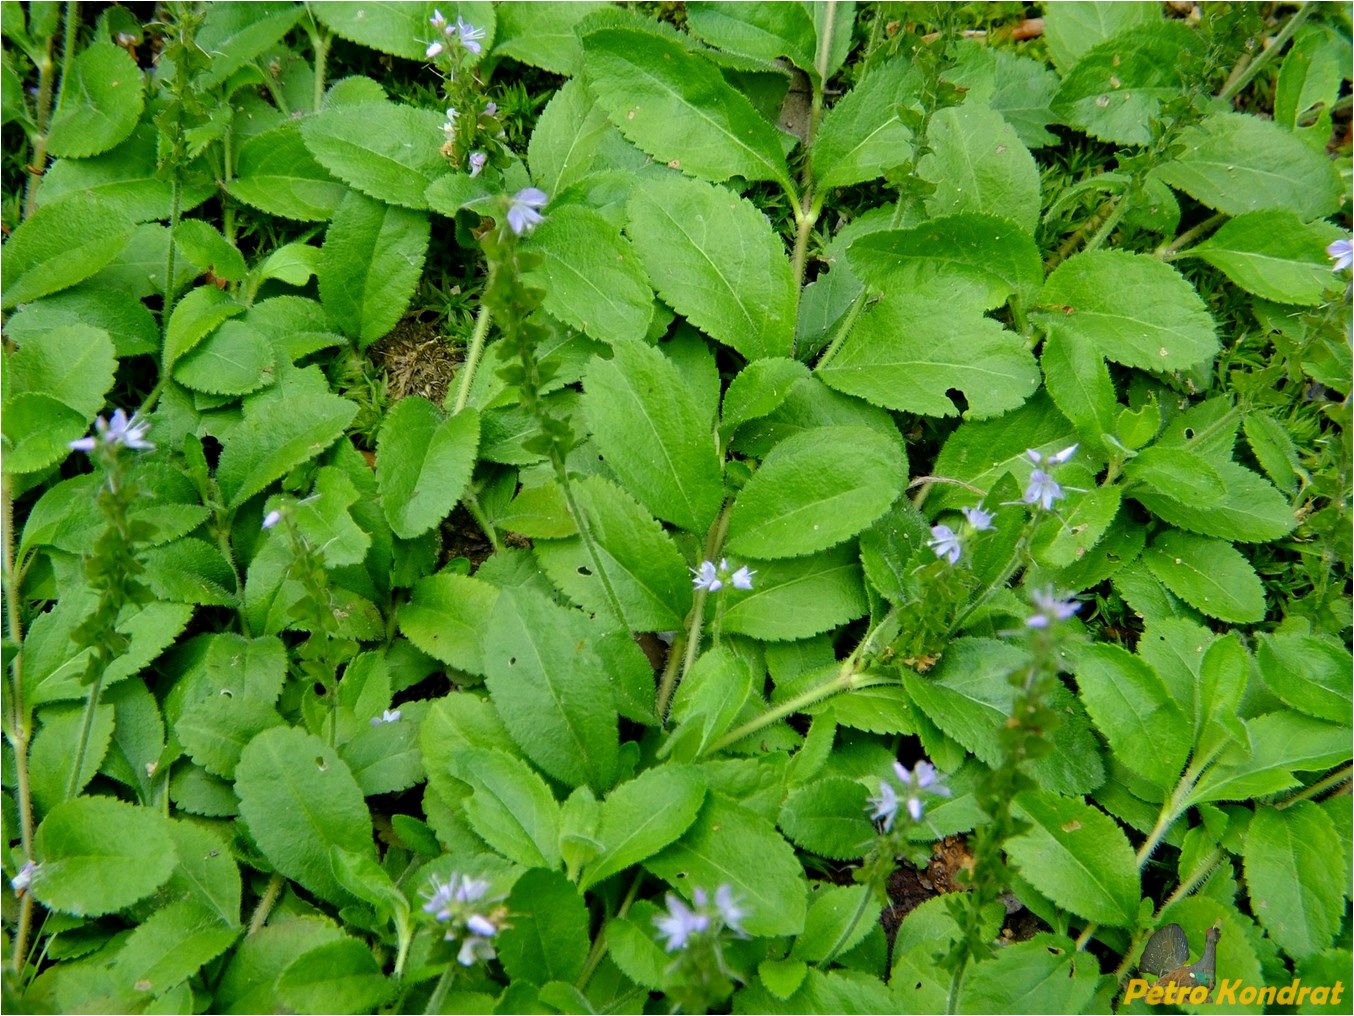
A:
1031 484 1121 569
536 474 692 630
320 191 430 347
669 646 756 758
1184 211 1343 306
1129 456 1296 543
299 103 448 210
1042 1 1161 71
32 797 176 916
1123 446 1226 508
958 933 1102 1014
5 323 117 419
847 214 1044 310
581 764 707 890
1244 803 1347 961
214 917 347 1014
110 899 237 1000
276 938 393 1015
583 340 723 534
338 715 424 797
46 43 143 157
499 868 591 985
483 588 619 791
1143 530 1265 623
627 175 795 362
1 194 132 308
522 205 652 344
451 748 562 870
1008 791 1139 927
819 294 1040 419
495 2 610 75
163 286 245 372
1033 250 1218 371
1275 25 1348 140
760 957 809 1000
903 639 1026 767
813 59 917 191
1189 712 1351 806
376 398 479 539
1153 111 1342 220
235 727 374 906
178 696 283 779
195 2 303 85
30 703 114 813
311 1 494 62
1255 632 1352 725
685 2 817 76
4 283 159 358
919 103 1041 234
399 572 499 676
1243 411 1302 494
946 43 1060 149
527 77 616 196
216 391 357 510
778 778 874 860
722 545 868 642
581 26 793 189
726 426 905 560
1 394 86 475
1050 23 1203 146
720 358 810 442
1067 642 1189 793
1041 329 1116 451
646 796 807 937
228 122 346 222
173 317 277 396
164 820 241 928
793 884 874 963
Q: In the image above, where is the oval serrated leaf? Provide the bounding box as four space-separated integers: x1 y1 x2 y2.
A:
919 104 1040 234
1185 210 1343 306
726 426 906 560
1033 250 1218 372
1143 529 1265 623
399 571 499 676
2 194 133 308
33 797 177 916
320 191 430 347
46 43 144 158
582 26 793 189
376 398 480 539
581 764 707 890
451 748 562 870
299 102 447 210
1008 791 1139 928
523 205 653 345
228 123 346 222
235 727 375 906
1243 803 1346 961
583 341 723 534
627 175 795 362
217 392 357 510
722 545 868 642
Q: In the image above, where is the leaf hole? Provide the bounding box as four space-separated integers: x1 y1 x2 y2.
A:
577 566 592 576
508 656 517 666
315 757 328 771
219 688 233 698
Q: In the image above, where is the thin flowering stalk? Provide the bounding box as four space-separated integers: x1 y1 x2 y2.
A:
658 504 735 721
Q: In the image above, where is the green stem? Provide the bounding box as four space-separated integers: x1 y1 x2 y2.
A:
555 458 629 631
4 486 35 976
451 303 493 415
813 288 868 373
247 872 285 935
22 0 77 218
425 964 456 1015
709 665 893 754
1219 2 1312 103
1080 193 1127 254
576 870 644 992
1276 765 1352 809
162 178 183 333
64 670 105 801
461 490 502 553
1154 212 1226 260
311 22 329 111
816 880 874 969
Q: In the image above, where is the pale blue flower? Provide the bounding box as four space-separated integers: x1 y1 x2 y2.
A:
1028 444 1078 466
961 505 994 531
1026 587 1080 628
507 187 547 235
730 565 755 591
430 9 447 29
1023 469 1063 510
692 560 722 593
421 873 504 965
655 894 709 951
11 861 37 895
69 409 154 453
712 884 747 936
1328 238 1353 272
370 708 401 726
468 151 487 177
870 759 951 829
929 524 962 565
441 107 458 135
426 40 444 58
456 17 486 54
867 781 900 831
261 510 282 530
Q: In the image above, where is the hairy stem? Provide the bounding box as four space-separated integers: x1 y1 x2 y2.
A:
1219 2 1311 103
247 872 286 935
451 302 493 415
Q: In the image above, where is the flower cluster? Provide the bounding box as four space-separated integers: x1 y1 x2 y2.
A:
426 11 485 59
1328 238 1352 272
691 558 755 593
867 760 951 831
422 872 508 966
1026 586 1080 629
654 884 747 952
68 409 155 454
1021 444 1077 511
506 187 548 236
928 504 996 565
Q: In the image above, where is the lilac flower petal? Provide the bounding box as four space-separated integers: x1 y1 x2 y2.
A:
928 524 962 565
961 505 994 531
730 566 755 590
